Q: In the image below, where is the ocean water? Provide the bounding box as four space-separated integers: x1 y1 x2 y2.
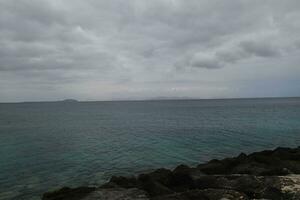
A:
0 98 300 199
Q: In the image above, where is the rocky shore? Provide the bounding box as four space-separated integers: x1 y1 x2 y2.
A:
43 147 300 200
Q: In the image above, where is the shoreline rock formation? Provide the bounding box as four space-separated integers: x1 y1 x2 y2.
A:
43 147 300 200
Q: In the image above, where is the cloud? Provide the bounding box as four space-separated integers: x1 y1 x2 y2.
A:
0 0 300 101
179 34 286 70
190 54 222 69
177 36 284 70
239 40 280 58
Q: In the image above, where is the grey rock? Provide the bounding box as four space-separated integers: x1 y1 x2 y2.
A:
82 188 149 200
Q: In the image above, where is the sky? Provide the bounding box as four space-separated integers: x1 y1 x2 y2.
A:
0 0 300 102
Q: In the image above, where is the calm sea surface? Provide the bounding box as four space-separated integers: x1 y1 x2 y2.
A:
0 98 300 199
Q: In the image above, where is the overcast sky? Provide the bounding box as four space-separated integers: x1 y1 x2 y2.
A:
0 0 300 102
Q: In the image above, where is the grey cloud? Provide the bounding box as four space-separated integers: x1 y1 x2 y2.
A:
0 40 116 72
239 40 281 58
182 37 284 70
189 54 222 69
0 0 299 101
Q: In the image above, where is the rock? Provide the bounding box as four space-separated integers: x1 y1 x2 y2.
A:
197 158 240 175
168 165 196 191
140 168 173 186
278 175 300 199
42 186 96 200
81 188 149 200
194 175 219 189
43 147 300 200
194 175 300 200
197 147 300 176
103 176 138 189
152 189 249 200
137 173 173 196
151 189 209 200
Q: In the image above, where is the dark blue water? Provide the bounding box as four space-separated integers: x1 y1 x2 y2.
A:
0 98 300 199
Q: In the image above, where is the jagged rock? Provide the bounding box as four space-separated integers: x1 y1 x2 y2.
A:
42 186 96 200
152 189 249 200
81 188 149 200
43 147 300 200
139 168 173 186
197 147 300 176
168 165 196 191
102 176 138 189
137 173 173 196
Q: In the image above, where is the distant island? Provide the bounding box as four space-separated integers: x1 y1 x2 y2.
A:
61 99 79 103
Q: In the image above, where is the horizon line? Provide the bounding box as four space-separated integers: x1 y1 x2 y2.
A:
0 96 299 104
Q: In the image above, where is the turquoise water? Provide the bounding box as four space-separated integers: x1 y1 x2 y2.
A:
0 98 300 199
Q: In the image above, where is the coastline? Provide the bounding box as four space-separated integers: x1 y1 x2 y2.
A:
43 146 300 200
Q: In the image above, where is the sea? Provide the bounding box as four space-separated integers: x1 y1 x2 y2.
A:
0 98 300 199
